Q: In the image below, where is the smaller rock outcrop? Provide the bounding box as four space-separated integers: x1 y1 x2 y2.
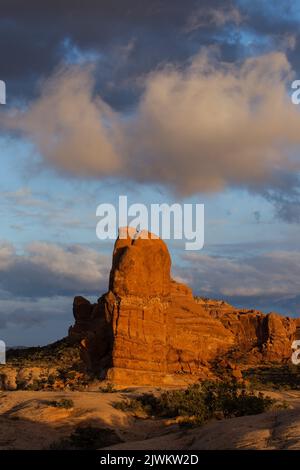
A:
198 298 297 362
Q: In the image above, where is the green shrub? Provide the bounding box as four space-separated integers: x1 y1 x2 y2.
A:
244 365 300 390
99 382 116 393
48 398 74 409
47 374 56 386
15 378 28 390
26 379 42 391
113 398 147 416
50 426 122 450
114 380 275 425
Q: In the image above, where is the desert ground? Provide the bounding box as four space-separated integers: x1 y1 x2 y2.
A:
1 388 300 450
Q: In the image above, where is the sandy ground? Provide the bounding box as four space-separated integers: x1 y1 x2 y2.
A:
1 389 300 450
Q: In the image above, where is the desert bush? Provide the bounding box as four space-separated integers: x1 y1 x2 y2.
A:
245 365 300 390
15 378 28 390
112 398 144 413
114 380 275 425
7 338 81 367
50 426 122 450
99 382 116 393
47 374 56 386
48 398 74 409
26 379 42 391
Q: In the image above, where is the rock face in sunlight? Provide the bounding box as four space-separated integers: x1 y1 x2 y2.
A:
68 228 298 386
198 299 297 363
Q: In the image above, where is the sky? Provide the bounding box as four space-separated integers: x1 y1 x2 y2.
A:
1 0 300 345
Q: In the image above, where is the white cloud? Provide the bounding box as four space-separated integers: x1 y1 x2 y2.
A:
26 242 107 285
2 66 121 177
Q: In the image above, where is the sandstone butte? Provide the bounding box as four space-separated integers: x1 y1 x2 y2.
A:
68 227 300 386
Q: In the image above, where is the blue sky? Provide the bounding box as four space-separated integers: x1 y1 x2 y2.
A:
1 0 300 345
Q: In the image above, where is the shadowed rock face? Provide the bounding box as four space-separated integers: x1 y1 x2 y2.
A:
68 228 298 385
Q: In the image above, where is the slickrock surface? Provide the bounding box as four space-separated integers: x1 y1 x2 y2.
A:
68 228 299 385
105 390 300 450
1 389 300 450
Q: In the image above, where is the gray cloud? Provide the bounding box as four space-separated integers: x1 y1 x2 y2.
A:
261 186 300 224
0 301 65 329
0 241 110 298
2 1 300 108
0 296 74 346
185 4 242 32
177 249 300 314
0 0 240 107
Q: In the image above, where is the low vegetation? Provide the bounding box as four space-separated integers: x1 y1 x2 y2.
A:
7 338 81 366
99 382 116 393
114 380 275 425
47 398 74 409
245 364 300 390
5 339 92 391
50 426 122 450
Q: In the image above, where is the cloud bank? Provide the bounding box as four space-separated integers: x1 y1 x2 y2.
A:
2 50 300 197
178 249 300 313
0 241 110 297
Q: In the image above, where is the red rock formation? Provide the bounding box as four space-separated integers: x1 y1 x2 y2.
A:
69 228 298 385
198 298 297 363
